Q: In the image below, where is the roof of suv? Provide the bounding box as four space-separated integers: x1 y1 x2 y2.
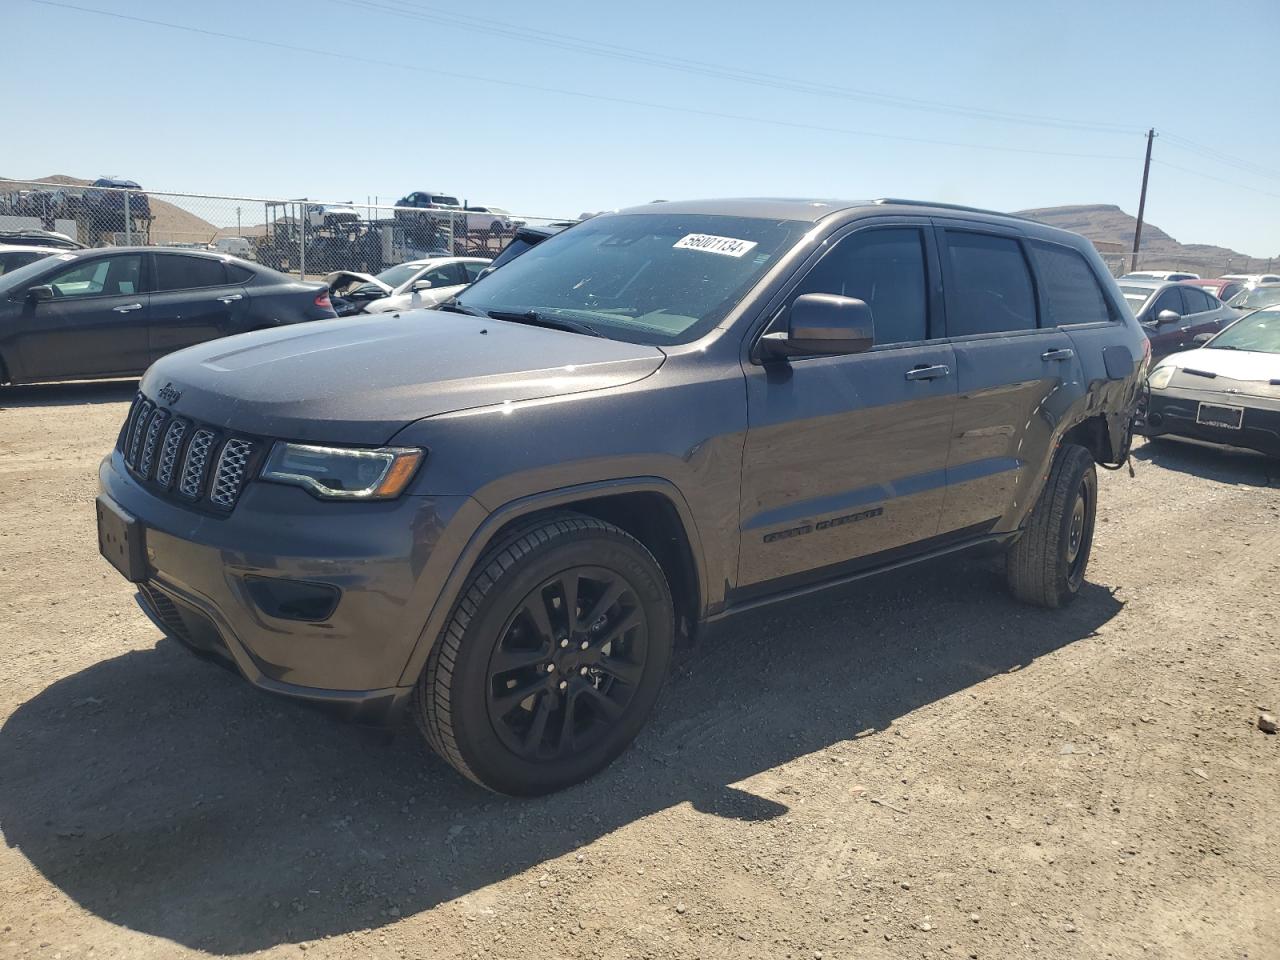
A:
613 197 1044 229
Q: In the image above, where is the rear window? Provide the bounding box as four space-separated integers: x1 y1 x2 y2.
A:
155 254 227 291
944 232 1037 335
1029 240 1112 326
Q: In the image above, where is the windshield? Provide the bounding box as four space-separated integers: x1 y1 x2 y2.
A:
1206 308 1280 353
1228 285 1280 309
374 262 429 289
1118 284 1154 309
455 213 809 345
0 251 69 293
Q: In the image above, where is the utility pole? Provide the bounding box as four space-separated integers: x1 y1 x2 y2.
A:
1131 128 1156 273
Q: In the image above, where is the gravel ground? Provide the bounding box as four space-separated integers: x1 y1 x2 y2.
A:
1 380 1277 960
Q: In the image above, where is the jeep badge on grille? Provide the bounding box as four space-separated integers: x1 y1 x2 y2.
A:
158 382 182 405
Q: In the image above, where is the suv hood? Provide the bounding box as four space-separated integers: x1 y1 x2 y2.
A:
140 312 665 443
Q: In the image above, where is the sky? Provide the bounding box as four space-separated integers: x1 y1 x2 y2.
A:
7 0 1280 256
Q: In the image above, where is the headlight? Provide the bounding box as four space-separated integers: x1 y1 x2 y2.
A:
261 443 423 499
1148 365 1176 390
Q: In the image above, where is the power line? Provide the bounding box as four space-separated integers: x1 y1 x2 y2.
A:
1160 132 1280 184
22 0 1137 163
1151 158 1280 202
328 0 1146 137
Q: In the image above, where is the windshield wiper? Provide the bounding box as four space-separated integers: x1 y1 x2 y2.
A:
486 309 601 338
436 298 487 317
1208 344 1238 350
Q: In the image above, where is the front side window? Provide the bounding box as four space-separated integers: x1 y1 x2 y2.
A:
418 263 465 288
462 261 487 281
944 232 1037 335
155 255 226 291
1029 240 1111 326
457 213 810 345
45 255 143 298
1148 288 1183 319
789 228 929 345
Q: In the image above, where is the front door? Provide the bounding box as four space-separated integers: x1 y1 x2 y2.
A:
13 252 150 380
737 224 957 597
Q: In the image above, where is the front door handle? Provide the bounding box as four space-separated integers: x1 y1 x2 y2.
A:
905 363 951 381
113 303 143 313
1041 348 1074 361
217 293 244 304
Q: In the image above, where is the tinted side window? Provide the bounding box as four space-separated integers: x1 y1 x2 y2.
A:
155 255 227 291
790 227 929 346
462 261 487 281
944 232 1036 335
1028 240 1111 325
1149 288 1183 318
1221 283 1243 301
1180 287 1212 313
419 263 465 288
226 263 256 284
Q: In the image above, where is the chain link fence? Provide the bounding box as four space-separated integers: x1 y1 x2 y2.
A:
0 179 572 279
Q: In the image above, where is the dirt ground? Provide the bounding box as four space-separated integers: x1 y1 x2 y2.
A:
1 380 1277 960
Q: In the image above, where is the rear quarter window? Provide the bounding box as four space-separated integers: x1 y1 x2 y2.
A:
1028 240 1113 325
226 263 256 284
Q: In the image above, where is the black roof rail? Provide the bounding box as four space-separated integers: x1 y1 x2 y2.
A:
871 198 1037 223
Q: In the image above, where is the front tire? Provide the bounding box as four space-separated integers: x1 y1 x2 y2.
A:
414 513 674 795
1006 444 1097 609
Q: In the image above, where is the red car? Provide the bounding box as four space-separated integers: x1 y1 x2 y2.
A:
1184 278 1248 303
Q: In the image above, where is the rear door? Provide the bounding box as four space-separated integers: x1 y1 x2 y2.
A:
738 222 958 594
12 252 150 380
933 223 1085 535
148 253 250 360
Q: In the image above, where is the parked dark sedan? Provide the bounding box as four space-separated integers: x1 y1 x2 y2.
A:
0 247 336 385
1117 279 1237 361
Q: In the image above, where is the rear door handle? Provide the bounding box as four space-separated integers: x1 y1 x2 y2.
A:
113 303 143 313
1041 348 1074 361
905 364 951 381
217 293 243 304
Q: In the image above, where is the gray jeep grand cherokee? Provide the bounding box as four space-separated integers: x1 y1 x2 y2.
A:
98 198 1148 795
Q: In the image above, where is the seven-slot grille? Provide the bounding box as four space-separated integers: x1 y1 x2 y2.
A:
118 393 259 512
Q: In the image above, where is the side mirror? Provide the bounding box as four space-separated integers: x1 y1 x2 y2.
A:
1156 309 1181 325
27 285 54 302
1192 332 1214 344
756 293 875 361
411 279 433 291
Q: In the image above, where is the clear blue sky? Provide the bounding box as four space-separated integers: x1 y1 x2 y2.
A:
8 0 1279 255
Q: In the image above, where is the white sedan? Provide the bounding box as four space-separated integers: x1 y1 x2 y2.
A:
325 257 490 315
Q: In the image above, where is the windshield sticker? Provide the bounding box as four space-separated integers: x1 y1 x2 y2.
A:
55 253 77 260
673 233 759 258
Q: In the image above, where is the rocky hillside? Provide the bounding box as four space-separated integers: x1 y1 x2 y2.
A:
1015 203 1275 276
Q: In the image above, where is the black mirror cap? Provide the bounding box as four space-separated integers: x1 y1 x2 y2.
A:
27 284 54 302
758 293 875 360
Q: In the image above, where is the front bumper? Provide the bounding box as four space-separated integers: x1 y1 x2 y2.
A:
99 450 485 722
1137 386 1280 457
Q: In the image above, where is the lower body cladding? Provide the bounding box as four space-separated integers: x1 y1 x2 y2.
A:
1139 387 1280 458
98 450 482 724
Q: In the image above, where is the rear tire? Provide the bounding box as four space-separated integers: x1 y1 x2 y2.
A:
1006 444 1097 609
414 513 674 795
